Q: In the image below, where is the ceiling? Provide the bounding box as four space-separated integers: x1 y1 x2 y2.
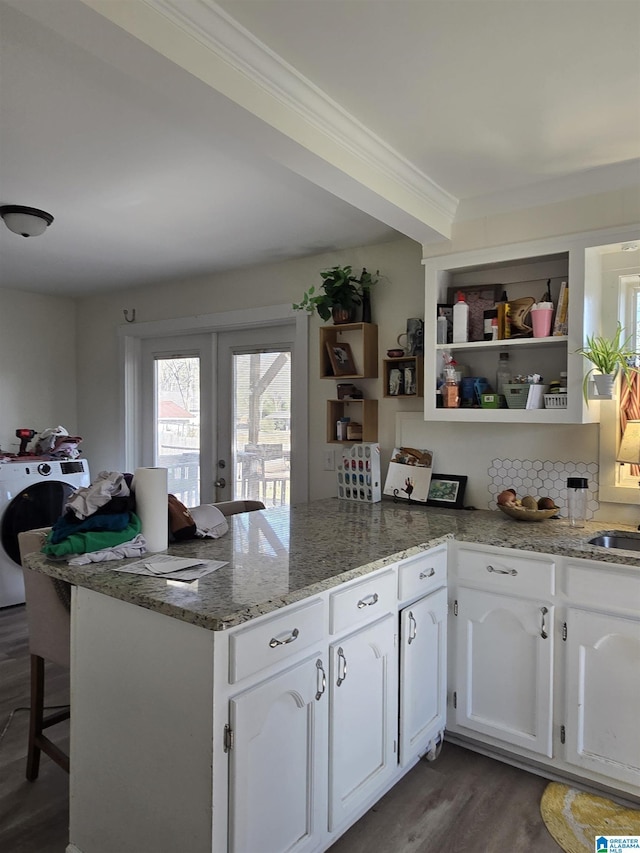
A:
1 0 639 297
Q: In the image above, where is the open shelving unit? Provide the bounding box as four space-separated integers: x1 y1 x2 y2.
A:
319 323 378 442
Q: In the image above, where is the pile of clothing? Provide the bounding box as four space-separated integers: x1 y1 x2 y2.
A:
43 471 147 566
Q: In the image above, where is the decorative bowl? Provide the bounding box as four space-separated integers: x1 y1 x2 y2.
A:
497 504 559 522
387 348 405 358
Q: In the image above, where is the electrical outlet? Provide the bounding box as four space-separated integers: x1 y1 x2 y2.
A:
323 449 335 471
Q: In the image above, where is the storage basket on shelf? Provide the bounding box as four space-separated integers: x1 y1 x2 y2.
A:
502 384 529 409
543 394 568 409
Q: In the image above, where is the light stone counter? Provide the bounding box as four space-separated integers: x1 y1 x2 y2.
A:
24 498 640 631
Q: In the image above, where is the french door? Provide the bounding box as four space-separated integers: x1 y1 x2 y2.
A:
141 326 294 508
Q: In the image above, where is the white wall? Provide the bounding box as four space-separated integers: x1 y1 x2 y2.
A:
0 287 78 455
6 183 634 525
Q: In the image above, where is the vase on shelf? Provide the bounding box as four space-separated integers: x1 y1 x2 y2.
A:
361 291 372 324
332 306 355 325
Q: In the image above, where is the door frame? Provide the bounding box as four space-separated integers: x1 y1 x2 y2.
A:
117 304 309 504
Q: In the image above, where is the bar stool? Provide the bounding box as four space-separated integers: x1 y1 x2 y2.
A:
18 528 70 780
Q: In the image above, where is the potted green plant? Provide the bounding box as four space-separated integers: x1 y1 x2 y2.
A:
576 322 638 401
293 265 378 324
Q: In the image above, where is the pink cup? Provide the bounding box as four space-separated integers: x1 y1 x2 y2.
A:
531 308 553 338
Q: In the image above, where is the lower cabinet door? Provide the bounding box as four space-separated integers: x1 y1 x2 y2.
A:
455 587 554 757
328 613 398 832
228 653 328 853
564 607 640 787
399 587 447 766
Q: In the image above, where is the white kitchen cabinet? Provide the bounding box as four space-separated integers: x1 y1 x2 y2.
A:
328 613 398 833
228 652 328 853
562 557 640 789
399 586 447 766
453 587 554 757
563 607 640 788
423 233 608 424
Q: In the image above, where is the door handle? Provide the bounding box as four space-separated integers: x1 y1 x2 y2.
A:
214 478 226 488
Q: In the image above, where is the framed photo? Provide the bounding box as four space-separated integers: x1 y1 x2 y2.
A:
426 473 468 509
326 342 357 376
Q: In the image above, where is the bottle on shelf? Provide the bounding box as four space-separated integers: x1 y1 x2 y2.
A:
437 308 448 345
452 291 469 343
496 351 511 407
442 365 460 408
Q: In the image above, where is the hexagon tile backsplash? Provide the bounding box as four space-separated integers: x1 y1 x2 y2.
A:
488 459 599 519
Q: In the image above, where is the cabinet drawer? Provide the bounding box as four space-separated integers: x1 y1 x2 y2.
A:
229 598 325 684
456 546 555 598
397 546 447 603
565 560 640 612
329 570 396 635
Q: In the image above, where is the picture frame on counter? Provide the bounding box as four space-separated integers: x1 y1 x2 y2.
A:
426 473 468 509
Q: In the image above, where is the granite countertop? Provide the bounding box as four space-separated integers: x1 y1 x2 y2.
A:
23 498 640 631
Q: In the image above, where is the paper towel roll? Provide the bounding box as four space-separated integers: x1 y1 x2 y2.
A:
133 467 168 553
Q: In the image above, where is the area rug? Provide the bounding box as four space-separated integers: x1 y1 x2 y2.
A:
540 782 640 853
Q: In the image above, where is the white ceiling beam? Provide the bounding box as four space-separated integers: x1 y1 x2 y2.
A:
77 0 457 243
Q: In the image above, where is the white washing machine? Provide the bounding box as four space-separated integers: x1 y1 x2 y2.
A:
0 458 90 607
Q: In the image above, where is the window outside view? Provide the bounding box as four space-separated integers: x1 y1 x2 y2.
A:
233 351 291 507
155 356 201 506
153 350 291 508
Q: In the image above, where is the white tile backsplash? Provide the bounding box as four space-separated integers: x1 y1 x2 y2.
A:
488 459 599 519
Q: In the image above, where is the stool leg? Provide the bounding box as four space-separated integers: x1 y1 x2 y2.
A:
26 654 44 781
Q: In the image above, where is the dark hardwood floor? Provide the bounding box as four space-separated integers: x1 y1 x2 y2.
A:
0 603 561 853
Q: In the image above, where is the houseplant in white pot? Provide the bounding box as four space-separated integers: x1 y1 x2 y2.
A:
576 322 638 401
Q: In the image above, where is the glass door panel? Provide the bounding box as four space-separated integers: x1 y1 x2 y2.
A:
155 355 201 506
233 350 291 507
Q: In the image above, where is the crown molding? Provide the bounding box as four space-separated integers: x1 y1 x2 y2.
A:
143 0 458 230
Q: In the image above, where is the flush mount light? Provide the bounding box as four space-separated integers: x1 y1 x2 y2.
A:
621 242 638 252
0 205 54 237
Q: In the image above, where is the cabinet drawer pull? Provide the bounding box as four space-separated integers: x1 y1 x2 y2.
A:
540 606 549 639
357 592 379 609
315 658 326 700
486 564 518 576
336 647 347 686
419 568 436 580
408 611 417 644
268 627 299 648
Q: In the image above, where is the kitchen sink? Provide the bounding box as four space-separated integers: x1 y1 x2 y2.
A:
588 531 640 552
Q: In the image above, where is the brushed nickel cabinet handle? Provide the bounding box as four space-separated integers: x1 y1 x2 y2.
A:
357 592 379 609
540 606 549 639
419 568 436 579
336 647 347 686
268 627 299 648
408 611 417 644
315 658 326 700
486 564 518 576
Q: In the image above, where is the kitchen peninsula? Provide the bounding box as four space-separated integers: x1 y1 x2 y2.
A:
25 499 640 853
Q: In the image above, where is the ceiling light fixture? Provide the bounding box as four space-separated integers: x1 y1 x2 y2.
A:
0 205 54 237
621 242 638 252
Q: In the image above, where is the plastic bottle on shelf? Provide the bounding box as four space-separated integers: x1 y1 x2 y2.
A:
452 291 469 343
437 308 448 344
496 351 511 403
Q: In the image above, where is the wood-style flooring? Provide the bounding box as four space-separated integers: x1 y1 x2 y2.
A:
0 603 561 853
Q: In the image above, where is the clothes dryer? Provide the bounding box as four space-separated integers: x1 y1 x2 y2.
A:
0 458 90 607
